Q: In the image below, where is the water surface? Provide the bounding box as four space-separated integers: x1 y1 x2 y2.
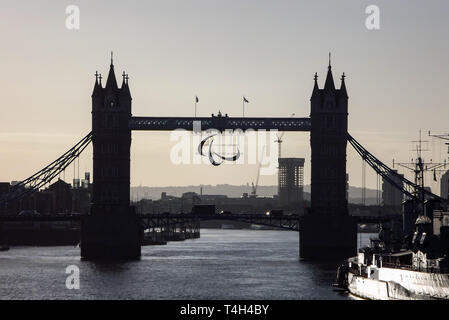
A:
0 229 372 300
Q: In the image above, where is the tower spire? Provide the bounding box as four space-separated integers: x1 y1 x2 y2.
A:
328 52 331 69
324 66 335 91
105 52 118 90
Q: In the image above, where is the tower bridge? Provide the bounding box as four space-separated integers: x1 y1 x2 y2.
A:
82 56 355 260
1 56 442 260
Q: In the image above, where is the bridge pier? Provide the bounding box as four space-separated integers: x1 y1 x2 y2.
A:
81 207 141 260
299 214 357 260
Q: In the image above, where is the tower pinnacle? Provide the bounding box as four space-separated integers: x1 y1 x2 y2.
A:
105 53 118 90
312 72 320 98
340 72 348 98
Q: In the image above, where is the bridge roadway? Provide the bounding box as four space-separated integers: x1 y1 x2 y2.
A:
0 213 401 232
129 116 312 132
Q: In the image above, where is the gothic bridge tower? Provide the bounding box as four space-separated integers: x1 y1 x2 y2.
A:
81 56 141 260
300 59 357 260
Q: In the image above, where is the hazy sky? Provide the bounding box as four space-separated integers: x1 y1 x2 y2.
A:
1 0 448 193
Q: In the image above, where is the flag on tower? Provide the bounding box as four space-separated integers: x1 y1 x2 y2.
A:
196 96 199 103
243 96 249 103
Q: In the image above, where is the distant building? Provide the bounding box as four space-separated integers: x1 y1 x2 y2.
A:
72 172 92 214
0 183 10 214
382 170 404 206
48 179 72 213
440 170 449 200
0 182 10 195
278 158 305 206
33 191 53 214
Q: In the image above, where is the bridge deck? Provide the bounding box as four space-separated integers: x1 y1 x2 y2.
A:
0 213 400 233
139 213 301 231
129 116 311 132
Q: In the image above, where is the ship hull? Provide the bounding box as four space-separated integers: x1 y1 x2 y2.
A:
347 267 449 300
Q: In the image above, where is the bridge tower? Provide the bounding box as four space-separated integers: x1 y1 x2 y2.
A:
81 57 141 259
300 60 357 259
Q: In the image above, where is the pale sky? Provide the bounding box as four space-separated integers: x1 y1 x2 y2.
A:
0 0 448 192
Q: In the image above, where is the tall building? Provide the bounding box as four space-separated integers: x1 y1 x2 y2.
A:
441 170 449 200
278 158 304 206
91 59 132 209
300 60 357 260
309 62 348 217
382 170 404 206
81 57 141 260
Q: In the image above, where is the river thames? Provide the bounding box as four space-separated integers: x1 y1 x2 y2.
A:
0 229 371 300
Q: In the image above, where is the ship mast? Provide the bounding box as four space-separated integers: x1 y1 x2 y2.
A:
394 130 446 216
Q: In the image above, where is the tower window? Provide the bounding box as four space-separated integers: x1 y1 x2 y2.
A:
105 97 115 108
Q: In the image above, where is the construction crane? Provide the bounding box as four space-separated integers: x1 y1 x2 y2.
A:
274 113 295 160
250 145 266 198
274 113 295 196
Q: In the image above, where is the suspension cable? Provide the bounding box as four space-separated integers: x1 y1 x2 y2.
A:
348 133 444 202
0 132 92 208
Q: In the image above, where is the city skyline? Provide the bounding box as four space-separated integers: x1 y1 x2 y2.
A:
1 0 449 191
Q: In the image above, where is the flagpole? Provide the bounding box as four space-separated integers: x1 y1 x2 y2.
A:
195 96 198 118
243 97 245 118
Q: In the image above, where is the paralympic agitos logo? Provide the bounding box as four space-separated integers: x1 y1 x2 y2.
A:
198 134 241 166
169 122 279 176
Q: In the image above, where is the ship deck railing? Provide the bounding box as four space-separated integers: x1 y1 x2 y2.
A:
382 262 449 274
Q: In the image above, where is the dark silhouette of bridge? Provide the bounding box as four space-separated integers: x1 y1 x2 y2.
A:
0 212 401 231
0 56 441 260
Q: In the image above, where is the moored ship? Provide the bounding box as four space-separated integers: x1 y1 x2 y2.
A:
335 211 449 300
334 131 449 299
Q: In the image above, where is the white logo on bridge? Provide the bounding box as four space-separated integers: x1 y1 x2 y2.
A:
169 121 279 176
